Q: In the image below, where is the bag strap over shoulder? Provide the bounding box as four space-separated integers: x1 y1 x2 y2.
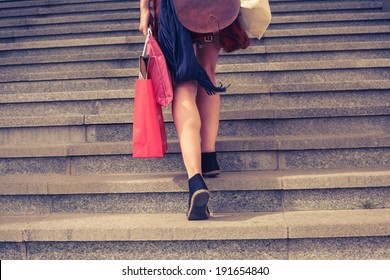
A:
173 0 241 34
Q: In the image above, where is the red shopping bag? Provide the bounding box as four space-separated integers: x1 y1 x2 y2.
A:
132 79 168 158
145 28 173 107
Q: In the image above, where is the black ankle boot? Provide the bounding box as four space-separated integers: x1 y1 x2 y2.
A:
201 152 221 178
187 173 210 220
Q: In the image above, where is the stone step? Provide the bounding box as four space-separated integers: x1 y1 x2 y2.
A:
1 17 389 43
1 84 388 118
0 11 140 28
272 11 390 24
269 1 384 14
1 132 389 157
263 28 390 46
0 35 136 53
2 92 390 137
2 40 390 69
0 0 382 19
1 43 389 74
0 74 389 98
0 1 139 18
0 0 139 9
1 29 388 58
1 8 389 30
1 80 389 117
1 208 389 259
0 138 389 176
0 21 137 41
2 22 389 44
1 168 389 215
1 104 389 144
1 86 389 119
1 11 389 40
1 58 389 85
0 57 135 74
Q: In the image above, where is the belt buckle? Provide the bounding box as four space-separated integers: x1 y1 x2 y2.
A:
204 34 213 43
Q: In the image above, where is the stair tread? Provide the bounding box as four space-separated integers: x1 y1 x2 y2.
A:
2 79 390 104
0 9 388 26
1 58 390 83
0 36 132 51
0 1 139 18
1 23 389 44
1 10 389 29
2 97 389 125
0 0 139 10
0 89 133 104
2 41 390 68
0 0 381 17
1 208 389 242
2 36 389 54
0 133 389 158
1 167 389 195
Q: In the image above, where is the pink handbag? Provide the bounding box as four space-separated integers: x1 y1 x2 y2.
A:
143 29 173 107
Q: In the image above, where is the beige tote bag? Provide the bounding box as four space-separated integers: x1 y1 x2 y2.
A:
239 0 272 40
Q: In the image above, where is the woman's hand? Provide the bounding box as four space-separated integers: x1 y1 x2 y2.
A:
139 8 153 35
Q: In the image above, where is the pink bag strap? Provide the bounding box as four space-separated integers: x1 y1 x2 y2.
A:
142 28 153 57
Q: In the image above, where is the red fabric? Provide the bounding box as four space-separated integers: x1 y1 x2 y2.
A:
152 0 250 53
146 33 173 107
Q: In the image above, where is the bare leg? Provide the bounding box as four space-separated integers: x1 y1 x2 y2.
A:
196 42 221 153
172 80 202 179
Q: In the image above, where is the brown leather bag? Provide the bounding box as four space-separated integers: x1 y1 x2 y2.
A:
173 0 241 34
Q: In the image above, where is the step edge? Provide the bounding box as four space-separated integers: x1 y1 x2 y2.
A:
1 168 389 195
0 208 389 242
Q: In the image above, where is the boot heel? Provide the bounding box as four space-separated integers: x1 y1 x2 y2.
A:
201 152 221 178
187 174 210 220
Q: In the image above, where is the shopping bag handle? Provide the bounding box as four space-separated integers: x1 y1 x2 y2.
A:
142 28 153 57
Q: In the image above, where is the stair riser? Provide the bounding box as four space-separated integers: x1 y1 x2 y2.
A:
2 90 389 117
265 34 390 46
3 37 389 59
0 78 133 94
218 69 390 86
0 0 138 9
1 148 389 176
2 25 390 43
0 100 132 118
267 20 390 30
2 236 389 260
1 115 389 145
0 45 140 58
1 68 389 91
0 126 86 145
269 2 383 13
0 20 135 33
1 187 389 215
0 2 139 18
1 60 136 74
2 10 389 30
89 116 390 142
221 50 390 64
3 49 390 70
0 23 139 41
0 1 379 19
0 12 140 28
0 30 133 43
3 19 390 41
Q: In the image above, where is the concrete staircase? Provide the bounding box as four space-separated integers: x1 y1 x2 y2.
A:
0 0 390 259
